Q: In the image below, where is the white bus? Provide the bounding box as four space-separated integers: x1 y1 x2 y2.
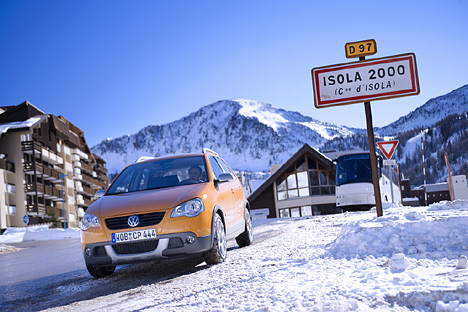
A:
335 151 400 212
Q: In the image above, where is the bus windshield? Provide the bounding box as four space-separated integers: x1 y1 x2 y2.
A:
336 153 373 186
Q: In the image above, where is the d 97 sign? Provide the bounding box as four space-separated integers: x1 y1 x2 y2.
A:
311 53 419 108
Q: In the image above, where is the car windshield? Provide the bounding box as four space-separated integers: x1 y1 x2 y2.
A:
336 153 373 186
106 156 208 195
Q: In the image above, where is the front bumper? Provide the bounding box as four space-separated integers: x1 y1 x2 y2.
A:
83 232 212 267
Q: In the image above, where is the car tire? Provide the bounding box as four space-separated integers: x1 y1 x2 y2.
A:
236 208 253 247
203 214 227 264
86 264 116 278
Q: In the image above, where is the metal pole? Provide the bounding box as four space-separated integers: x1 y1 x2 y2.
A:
389 165 394 204
421 136 427 206
397 163 403 203
61 173 67 229
445 152 454 201
4 168 11 227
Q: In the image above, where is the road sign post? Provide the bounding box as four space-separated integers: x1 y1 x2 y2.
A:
364 98 383 217
377 140 400 206
311 40 420 217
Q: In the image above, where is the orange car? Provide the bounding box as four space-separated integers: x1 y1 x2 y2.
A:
80 149 253 278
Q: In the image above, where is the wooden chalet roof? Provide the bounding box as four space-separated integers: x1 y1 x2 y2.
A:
247 143 335 203
0 101 46 124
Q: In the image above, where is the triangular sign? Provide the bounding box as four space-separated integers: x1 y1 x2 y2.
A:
376 140 399 159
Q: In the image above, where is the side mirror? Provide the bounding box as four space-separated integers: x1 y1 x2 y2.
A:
377 156 383 168
95 189 106 200
215 173 234 186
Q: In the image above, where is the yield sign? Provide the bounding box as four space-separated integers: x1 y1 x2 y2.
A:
377 140 399 159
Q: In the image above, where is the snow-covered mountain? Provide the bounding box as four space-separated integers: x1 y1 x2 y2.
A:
93 84 468 178
322 84 468 185
92 99 358 174
377 84 468 135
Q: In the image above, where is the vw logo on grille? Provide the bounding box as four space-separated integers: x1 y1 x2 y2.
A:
128 215 139 227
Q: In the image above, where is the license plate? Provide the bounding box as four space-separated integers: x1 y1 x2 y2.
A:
111 229 157 244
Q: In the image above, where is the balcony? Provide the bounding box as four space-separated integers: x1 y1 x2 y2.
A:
77 184 94 197
23 161 43 175
0 159 15 173
44 185 63 200
22 140 42 156
84 197 93 206
25 183 45 195
77 173 100 187
45 206 64 218
26 203 46 215
42 148 63 165
80 161 93 174
97 172 110 182
72 148 88 160
42 166 62 182
95 165 108 174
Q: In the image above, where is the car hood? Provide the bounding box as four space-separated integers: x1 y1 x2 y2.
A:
87 183 208 218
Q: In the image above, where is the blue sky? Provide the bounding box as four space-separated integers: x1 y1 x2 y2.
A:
1 0 467 146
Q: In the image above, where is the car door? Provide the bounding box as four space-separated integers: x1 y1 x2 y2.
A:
214 156 245 235
209 156 237 232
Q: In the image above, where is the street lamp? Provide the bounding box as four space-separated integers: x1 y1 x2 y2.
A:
60 173 69 229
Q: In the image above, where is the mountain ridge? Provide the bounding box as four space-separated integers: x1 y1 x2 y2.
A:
92 84 468 177
92 99 358 174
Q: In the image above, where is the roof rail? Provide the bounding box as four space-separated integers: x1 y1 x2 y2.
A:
202 148 219 156
135 156 156 163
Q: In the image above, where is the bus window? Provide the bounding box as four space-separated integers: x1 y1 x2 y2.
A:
336 153 373 186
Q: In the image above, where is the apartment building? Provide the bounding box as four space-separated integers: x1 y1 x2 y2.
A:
0 101 109 232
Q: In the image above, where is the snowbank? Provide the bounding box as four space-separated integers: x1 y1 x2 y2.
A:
328 201 468 260
2 200 468 311
0 224 80 244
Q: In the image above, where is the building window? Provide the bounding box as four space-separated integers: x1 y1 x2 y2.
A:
21 134 31 142
279 208 290 218
8 205 17 215
276 155 335 201
279 205 326 218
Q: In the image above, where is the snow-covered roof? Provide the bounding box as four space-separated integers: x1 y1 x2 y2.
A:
0 115 47 137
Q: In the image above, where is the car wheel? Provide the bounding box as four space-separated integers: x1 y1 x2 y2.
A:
236 208 253 247
203 214 227 264
86 264 116 278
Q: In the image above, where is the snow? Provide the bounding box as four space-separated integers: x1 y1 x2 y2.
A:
92 98 359 174
3 201 468 311
0 116 44 137
0 224 80 247
237 99 289 132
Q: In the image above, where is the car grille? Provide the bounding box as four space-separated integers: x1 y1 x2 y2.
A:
112 240 159 255
105 212 165 230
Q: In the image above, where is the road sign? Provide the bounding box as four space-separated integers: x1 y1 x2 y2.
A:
345 39 377 58
377 140 399 159
383 159 396 166
23 215 29 225
311 53 419 108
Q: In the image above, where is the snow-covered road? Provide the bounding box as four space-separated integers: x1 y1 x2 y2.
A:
2 201 468 311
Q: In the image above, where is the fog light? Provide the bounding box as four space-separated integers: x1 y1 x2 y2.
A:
186 235 195 244
85 247 92 257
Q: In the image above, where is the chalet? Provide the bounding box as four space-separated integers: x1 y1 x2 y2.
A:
248 144 339 218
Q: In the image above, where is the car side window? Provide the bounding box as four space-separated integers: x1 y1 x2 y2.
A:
209 156 224 180
216 157 236 177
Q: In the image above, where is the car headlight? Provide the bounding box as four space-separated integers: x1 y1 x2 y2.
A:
171 198 204 218
81 212 101 231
